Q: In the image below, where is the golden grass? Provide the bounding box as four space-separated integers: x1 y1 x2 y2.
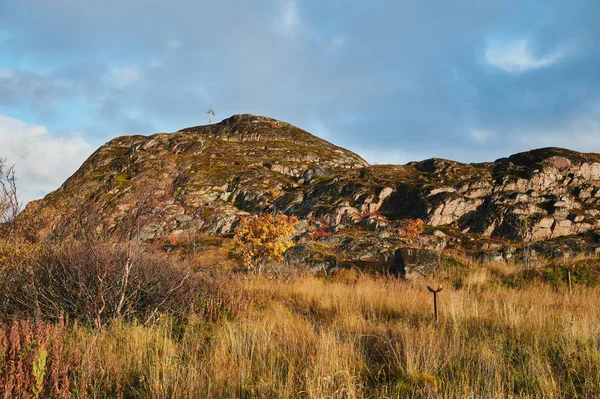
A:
3 266 600 398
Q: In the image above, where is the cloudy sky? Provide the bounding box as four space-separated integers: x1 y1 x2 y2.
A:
1 0 599 201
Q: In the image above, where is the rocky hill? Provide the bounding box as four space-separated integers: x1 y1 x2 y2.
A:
25 114 600 269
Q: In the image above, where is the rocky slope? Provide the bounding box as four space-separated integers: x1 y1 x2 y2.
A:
25 114 600 268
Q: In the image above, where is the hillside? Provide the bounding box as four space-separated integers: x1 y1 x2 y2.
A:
25 114 600 268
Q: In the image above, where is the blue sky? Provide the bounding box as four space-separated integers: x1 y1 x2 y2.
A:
1 0 599 201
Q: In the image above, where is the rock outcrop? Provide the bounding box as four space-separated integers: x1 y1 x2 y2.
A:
391 248 441 279
22 115 600 269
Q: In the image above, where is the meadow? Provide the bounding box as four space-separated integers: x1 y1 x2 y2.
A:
2 253 600 398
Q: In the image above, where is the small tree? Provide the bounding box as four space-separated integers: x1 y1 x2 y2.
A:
234 213 298 272
0 158 19 227
0 160 30 266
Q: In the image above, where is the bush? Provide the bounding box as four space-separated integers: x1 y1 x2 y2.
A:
400 218 424 246
310 228 332 240
0 318 70 398
234 213 298 272
0 239 198 326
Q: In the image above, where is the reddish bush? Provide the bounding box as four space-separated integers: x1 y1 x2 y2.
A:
400 218 424 247
311 228 332 240
0 318 71 398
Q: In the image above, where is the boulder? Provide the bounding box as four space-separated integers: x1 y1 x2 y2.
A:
302 166 332 183
391 248 440 279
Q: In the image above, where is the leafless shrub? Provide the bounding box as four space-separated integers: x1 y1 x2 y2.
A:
0 239 198 326
0 159 19 224
0 159 20 241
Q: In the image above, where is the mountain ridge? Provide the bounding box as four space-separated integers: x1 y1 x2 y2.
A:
23 114 600 267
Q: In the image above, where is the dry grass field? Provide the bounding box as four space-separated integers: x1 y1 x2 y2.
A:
2 254 600 398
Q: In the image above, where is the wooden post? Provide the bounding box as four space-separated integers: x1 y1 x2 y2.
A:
427 285 443 326
562 264 576 328
567 268 572 299
563 264 575 305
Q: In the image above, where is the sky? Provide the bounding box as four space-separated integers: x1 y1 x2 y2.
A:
1 0 600 202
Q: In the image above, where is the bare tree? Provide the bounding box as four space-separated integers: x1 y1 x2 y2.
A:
0 158 20 226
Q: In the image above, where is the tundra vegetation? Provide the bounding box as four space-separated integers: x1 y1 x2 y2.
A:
1 187 600 398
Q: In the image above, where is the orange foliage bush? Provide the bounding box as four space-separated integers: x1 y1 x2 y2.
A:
311 228 332 240
234 213 298 271
401 218 424 246
165 233 182 247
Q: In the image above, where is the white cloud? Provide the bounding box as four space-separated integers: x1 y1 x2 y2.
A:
470 105 600 157
519 125 600 152
149 39 181 69
469 128 493 143
0 115 94 203
485 39 570 73
108 66 141 88
274 0 301 36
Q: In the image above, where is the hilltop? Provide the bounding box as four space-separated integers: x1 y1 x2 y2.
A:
24 115 600 270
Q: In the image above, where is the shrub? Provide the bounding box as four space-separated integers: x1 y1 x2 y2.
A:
400 218 424 246
0 237 41 267
234 213 298 272
0 158 19 226
0 318 70 398
0 239 198 326
311 228 332 240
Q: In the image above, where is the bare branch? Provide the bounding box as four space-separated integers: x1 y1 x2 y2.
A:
0 158 20 226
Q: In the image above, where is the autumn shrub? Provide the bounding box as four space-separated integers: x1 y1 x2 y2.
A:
234 213 298 272
0 318 70 398
164 232 183 248
0 239 198 326
0 237 41 267
400 218 424 246
0 158 19 227
311 227 332 240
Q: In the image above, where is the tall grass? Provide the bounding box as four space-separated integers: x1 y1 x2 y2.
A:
2 265 600 398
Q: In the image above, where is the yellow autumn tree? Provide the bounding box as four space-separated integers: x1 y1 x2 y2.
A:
234 213 298 272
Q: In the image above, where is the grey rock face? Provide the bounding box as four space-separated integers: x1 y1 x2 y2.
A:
22 115 600 267
391 248 441 279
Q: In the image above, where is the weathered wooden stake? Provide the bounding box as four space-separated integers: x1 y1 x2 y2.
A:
563 264 575 304
567 268 572 299
427 285 443 326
